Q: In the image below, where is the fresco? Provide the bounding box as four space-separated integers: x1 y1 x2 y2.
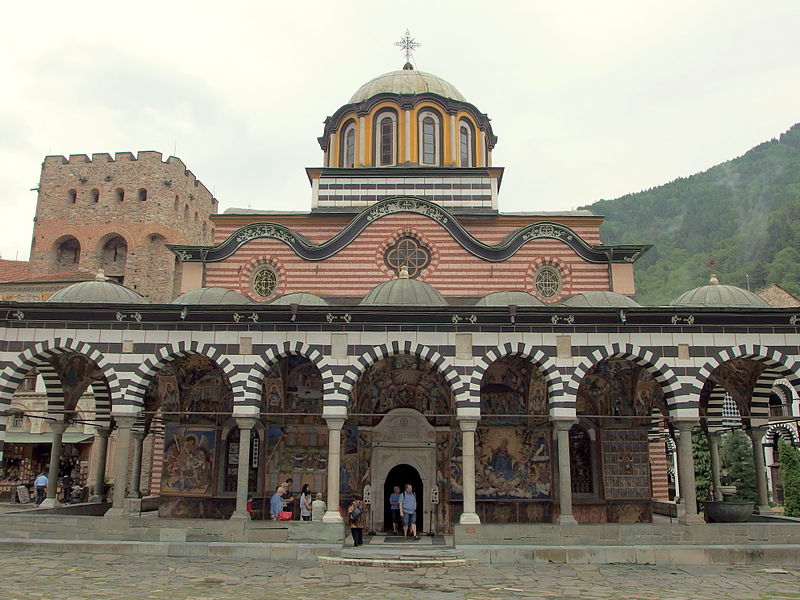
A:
480 357 548 426
474 427 551 499
159 496 234 519
161 426 216 496
601 429 651 500
49 352 103 413
710 358 765 417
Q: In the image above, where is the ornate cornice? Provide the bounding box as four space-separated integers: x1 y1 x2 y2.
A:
168 196 650 264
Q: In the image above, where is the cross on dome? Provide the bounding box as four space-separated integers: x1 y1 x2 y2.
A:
394 29 421 66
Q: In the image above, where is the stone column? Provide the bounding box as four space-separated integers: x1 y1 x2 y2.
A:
707 431 723 501
127 431 145 499
40 421 68 508
322 416 344 524
673 419 704 524
89 427 111 502
747 426 773 514
105 415 136 517
553 418 578 524
458 418 481 525
230 417 257 520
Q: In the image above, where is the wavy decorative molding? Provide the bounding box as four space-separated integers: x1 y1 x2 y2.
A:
168 196 650 264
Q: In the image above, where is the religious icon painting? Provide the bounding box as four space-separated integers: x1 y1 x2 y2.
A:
161 426 217 497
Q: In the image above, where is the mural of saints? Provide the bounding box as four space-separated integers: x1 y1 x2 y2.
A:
474 427 551 499
162 426 216 496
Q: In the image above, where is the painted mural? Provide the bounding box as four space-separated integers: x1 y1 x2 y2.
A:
600 429 651 500
709 358 765 418
475 427 551 499
161 426 216 496
480 356 548 426
49 352 103 413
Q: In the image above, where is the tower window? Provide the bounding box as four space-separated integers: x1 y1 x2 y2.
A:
115 188 124 202
138 188 147 201
534 266 561 299
341 121 356 168
459 122 473 167
418 111 441 166
55 237 81 268
91 188 100 203
375 112 397 166
67 189 77 204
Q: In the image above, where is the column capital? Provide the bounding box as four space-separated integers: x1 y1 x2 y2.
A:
552 418 578 431
131 430 146 442
746 426 769 441
235 417 259 431
50 421 69 435
671 418 699 432
113 415 138 429
324 416 345 431
707 429 723 442
94 427 112 439
458 417 479 432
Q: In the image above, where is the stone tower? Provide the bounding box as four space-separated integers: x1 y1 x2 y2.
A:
29 151 217 302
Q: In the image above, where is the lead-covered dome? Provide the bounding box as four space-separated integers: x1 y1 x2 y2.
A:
360 267 447 306
670 275 770 308
349 67 466 103
562 291 640 308
172 287 254 305
475 291 545 307
47 274 145 304
270 292 329 306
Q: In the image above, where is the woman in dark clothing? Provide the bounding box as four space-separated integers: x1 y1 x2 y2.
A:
347 494 367 547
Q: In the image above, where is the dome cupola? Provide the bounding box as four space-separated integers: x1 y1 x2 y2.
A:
172 287 254 305
360 266 447 306
46 271 146 304
670 274 770 308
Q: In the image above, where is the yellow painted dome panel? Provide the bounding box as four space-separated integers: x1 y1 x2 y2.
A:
349 69 466 104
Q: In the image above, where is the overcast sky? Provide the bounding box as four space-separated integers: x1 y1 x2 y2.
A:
1 0 798 260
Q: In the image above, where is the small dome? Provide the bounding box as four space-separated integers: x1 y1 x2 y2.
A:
475 291 545 307
172 287 254 305
349 68 466 104
562 291 641 308
270 292 329 306
360 267 447 306
670 274 770 308
47 276 145 304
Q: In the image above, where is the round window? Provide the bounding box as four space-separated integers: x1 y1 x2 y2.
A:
251 266 278 299
384 236 432 278
534 266 561 299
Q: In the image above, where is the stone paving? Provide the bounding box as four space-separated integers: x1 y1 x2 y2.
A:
0 548 799 600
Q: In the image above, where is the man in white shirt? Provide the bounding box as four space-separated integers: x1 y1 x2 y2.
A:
34 472 48 505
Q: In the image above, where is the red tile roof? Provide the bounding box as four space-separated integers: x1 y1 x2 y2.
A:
0 260 29 283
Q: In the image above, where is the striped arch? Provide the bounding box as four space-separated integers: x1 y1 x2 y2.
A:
334 342 465 409
765 423 799 446
704 386 732 432
695 345 800 426
468 342 565 415
241 341 334 411
566 343 683 413
125 341 239 412
0 338 119 427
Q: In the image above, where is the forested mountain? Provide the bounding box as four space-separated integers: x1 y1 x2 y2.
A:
582 123 800 305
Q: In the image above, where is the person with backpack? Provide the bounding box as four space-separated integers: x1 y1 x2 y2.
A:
347 494 366 547
399 483 421 540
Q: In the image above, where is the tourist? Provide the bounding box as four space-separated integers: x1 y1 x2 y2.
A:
282 478 295 518
69 483 83 504
399 483 420 540
347 494 366 547
311 492 326 522
269 485 284 520
299 483 312 521
60 472 73 503
388 485 402 534
33 472 48 505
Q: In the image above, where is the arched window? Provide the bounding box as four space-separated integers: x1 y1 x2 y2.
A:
375 111 397 166
418 111 441 166
341 121 356 168
99 235 127 278
115 188 124 202
55 237 81 269
67 189 77 204
91 189 100 203
138 188 147 201
459 120 474 167
569 425 594 494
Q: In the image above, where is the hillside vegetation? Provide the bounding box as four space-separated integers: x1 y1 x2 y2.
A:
582 124 800 305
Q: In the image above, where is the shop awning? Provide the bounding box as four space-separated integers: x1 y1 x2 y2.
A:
2 433 94 444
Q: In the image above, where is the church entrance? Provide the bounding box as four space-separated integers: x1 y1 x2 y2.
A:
383 463 423 533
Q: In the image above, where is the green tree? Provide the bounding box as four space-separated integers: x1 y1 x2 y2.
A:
692 428 712 505
777 439 800 517
720 430 757 502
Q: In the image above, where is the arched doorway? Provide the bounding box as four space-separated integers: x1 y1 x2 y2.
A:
383 463 423 533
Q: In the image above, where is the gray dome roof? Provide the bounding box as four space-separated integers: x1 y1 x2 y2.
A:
475 291 545 307
172 287 254 305
47 278 145 304
349 68 466 104
562 291 641 308
670 275 770 308
360 269 447 306
269 292 329 306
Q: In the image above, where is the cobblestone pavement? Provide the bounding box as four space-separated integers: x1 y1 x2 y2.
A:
0 549 799 600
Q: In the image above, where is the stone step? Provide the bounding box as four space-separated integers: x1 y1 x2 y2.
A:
319 554 474 568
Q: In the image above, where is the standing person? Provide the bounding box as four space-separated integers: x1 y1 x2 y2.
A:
282 478 295 518
60 472 74 503
299 483 312 521
388 485 402 534
269 485 285 520
311 492 327 522
34 472 48 505
347 494 366 547
399 483 421 540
